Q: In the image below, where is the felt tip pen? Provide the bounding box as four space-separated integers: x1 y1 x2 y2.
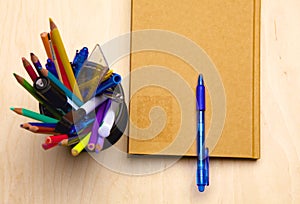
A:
196 74 209 192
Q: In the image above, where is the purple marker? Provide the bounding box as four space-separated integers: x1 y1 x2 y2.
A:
87 99 112 151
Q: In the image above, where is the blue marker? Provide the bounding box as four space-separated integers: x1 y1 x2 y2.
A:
95 73 121 96
196 74 209 192
45 59 58 79
72 47 89 77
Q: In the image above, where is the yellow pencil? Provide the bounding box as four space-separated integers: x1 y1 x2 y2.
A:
49 18 83 101
71 132 91 156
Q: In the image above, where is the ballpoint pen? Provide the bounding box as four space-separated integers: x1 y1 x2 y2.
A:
72 47 89 77
196 74 209 192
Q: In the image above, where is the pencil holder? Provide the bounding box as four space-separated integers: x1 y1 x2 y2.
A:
39 83 128 150
10 19 130 155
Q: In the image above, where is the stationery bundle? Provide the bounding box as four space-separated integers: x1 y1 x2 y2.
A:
11 18 128 156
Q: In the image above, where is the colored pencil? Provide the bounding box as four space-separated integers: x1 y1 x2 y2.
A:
52 43 72 90
48 33 63 82
21 123 56 134
95 136 104 153
45 134 68 144
103 70 113 81
59 136 80 146
22 57 38 81
42 142 58 150
27 122 57 128
38 67 84 107
40 32 52 60
71 132 91 156
11 107 59 123
13 73 62 119
49 18 82 101
88 99 111 151
30 52 43 71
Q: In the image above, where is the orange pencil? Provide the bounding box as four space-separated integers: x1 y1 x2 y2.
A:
48 33 63 82
40 32 52 60
21 123 56 134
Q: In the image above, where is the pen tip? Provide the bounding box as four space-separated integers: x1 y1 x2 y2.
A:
198 185 205 192
198 74 204 85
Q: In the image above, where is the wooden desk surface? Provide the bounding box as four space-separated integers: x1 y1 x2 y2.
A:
0 0 299 203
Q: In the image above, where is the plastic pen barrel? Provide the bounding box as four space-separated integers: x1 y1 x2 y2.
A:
95 73 122 96
34 76 71 113
196 74 209 192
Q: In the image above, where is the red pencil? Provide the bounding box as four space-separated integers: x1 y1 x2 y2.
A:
52 40 72 90
42 143 58 150
22 57 38 81
45 134 68 144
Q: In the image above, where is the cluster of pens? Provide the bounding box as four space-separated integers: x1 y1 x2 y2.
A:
11 18 124 156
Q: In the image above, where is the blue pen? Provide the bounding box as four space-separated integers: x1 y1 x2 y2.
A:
45 59 58 79
196 74 209 192
72 47 89 77
95 73 121 96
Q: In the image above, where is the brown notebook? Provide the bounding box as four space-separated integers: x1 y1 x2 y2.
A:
129 0 260 159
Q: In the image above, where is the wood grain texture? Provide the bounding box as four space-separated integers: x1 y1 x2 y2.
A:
0 0 299 203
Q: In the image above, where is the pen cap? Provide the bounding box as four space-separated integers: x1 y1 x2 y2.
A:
98 101 119 138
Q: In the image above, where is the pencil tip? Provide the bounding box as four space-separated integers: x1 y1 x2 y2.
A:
30 52 34 56
10 107 14 111
13 73 16 77
49 18 56 30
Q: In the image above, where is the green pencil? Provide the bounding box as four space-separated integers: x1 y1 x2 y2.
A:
13 73 62 119
10 107 59 123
